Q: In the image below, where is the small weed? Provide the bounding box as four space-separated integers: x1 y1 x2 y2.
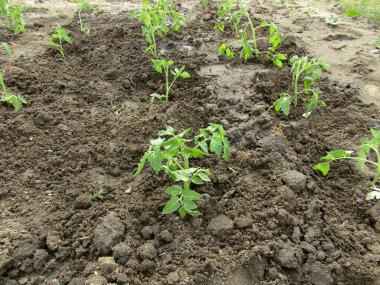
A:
314 129 380 200
49 24 73 59
135 124 230 217
370 38 380 48
0 71 26 111
70 0 91 33
340 0 380 21
271 55 330 116
325 14 341 25
132 0 187 58
0 42 12 58
150 59 190 102
90 188 106 203
216 1 286 66
0 0 26 33
108 100 124 115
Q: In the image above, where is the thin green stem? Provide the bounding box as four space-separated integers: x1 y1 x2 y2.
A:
372 149 380 186
294 65 300 107
0 71 7 95
59 37 64 59
164 66 169 101
78 10 83 32
245 11 258 57
183 154 190 190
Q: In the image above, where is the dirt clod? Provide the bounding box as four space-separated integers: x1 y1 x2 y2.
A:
282 170 307 193
94 212 125 255
138 242 157 260
207 215 234 235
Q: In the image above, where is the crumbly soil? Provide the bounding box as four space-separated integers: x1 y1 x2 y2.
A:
1 1 380 285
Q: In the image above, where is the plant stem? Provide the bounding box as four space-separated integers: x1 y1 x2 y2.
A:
293 64 300 107
183 154 190 190
0 71 8 95
59 37 64 59
372 149 380 187
79 10 83 32
245 11 259 57
164 66 169 101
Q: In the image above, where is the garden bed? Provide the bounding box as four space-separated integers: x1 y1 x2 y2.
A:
1 1 380 285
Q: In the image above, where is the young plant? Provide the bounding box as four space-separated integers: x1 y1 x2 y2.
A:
0 71 26 111
135 124 230 217
216 2 286 66
0 0 26 33
370 39 380 49
150 59 190 102
49 25 73 59
0 42 12 58
271 55 331 116
70 0 91 33
314 129 380 200
132 0 187 58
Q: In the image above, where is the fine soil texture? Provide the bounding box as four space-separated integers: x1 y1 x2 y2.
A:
1 1 380 285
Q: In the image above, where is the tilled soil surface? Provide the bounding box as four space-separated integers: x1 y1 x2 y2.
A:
1 2 380 285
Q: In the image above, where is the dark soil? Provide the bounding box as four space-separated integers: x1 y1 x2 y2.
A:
1 3 380 285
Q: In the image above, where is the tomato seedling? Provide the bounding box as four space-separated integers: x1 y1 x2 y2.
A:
271 55 330 116
314 129 380 200
49 25 73 59
70 0 91 33
0 0 25 33
0 71 26 111
150 59 190 102
135 124 230 217
216 1 286 66
131 0 187 58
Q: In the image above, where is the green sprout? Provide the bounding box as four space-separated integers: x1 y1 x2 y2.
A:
49 25 73 59
216 1 286 66
70 0 91 33
0 0 26 33
131 0 187 58
150 59 190 102
0 71 27 111
135 124 230 217
314 129 380 200
271 55 331 116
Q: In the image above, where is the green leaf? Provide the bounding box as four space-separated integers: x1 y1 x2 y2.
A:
322 150 352 161
197 172 211 182
135 151 151 176
183 189 203 200
274 94 291 116
223 138 231 161
210 135 223 157
313 162 330 176
191 176 204 185
162 196 180 214
345 9 360 17
149 147 163 172
178 206 187 217
218 43 227 55
165 185 182 196
180 71 190 79
188 210 202 217
183 198 197 211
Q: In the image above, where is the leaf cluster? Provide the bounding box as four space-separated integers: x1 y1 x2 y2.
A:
49 24 73 59
314 129 380 200
272 55 330 116
0 0 26 33
215 2 286 66
135 124 230 217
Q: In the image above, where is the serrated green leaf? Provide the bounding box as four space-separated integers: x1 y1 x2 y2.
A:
178 206 187 217
162 196 180 214
183 189 203 200
165 185 182 196
313 162 330 176
183 198 197 211
210 135 222 157
149 147 163 172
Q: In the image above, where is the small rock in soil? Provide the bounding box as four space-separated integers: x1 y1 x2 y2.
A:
138 242 157 260
234 217 253 229
116 273 129 284
256 134 286 153
46 234 61 251
45 279 60 285
207 215 234 235
275 244 303 269
33 249 49 270
97 256 118 274
367 200 380 225
167 271 180 285
94 212 125 255
306 261 333 285
74 194 92 210
159 230 173 242
282 170 306 193
85 275 108 285
112 242 132 262
140 259 155 272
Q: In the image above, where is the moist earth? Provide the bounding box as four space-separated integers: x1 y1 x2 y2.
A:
1 2 380 285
